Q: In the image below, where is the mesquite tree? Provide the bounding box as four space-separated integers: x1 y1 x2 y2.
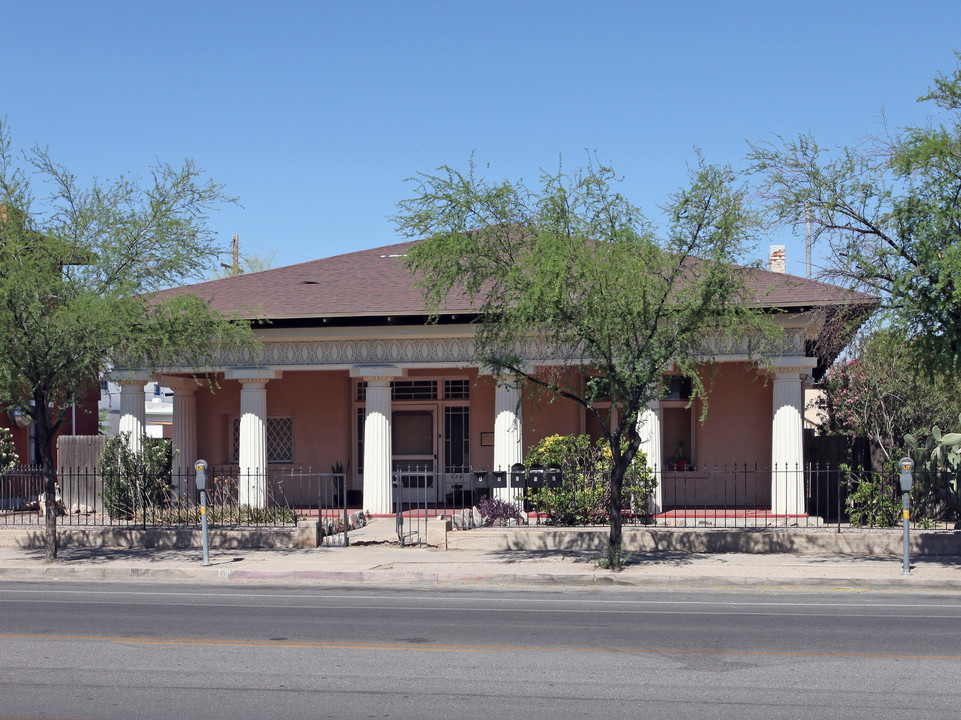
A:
395 156 772 567
0 120 251 561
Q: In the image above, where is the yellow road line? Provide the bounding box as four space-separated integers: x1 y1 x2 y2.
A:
2 632 960 660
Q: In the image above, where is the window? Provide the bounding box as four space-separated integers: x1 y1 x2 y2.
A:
444 406 470 472
232 417 293 463
662 375 692 400
392 380 437 400
444 379 470 400
355 379 440 401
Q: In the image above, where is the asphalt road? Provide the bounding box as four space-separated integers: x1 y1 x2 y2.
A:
1 581 960 719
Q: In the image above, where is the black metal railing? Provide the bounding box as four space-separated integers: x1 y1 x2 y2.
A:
0 465 347 532
4 462 957 533
387 463 961 531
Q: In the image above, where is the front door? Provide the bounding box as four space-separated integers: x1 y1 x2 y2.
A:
392 405 437 502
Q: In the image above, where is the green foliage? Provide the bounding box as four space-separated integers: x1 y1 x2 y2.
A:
0 427 17 471
749 53 961 377
903 419 961 524
0 119 254 557
819 328 961 465
524 434 657 526
99 434 173 520
396 154 773 566
0 118 253 464
842 464 900 528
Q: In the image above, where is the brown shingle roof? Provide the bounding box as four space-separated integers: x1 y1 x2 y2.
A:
152 240 876 322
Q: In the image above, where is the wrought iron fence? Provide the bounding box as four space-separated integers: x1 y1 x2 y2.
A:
4 462 957 533
0 465 347 533
389 463 961 531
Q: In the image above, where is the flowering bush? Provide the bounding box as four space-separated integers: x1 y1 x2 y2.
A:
477 495 524 526
0 427 17 471
820 329 961 465
523 434 656 525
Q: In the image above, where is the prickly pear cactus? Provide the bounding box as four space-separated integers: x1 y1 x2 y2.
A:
904 414 961 521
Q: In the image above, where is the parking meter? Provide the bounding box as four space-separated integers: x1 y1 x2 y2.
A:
195 460 208 492
898 457 913 576
899 457 914 493
195 459 211 566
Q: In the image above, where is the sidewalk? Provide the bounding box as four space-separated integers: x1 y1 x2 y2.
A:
1 523 959 591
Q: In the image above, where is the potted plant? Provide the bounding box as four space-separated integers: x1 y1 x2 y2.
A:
672 439 689 471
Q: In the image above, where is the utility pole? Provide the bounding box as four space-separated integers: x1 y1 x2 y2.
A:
805 207 812 279
232 234 240 276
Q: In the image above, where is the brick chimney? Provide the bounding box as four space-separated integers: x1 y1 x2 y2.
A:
769 244 786 273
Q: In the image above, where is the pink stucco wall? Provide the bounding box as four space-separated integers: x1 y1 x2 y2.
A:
522 374 583 454
187 360 775 508
693 362 772 468
194 370 352 474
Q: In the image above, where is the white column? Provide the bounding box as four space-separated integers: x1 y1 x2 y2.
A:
226 369 280 510
638 399 662 514
115 374 151 454
238 378 268 508
494 377 523 502
362 376 393 515
771 366 807 516
165 377 202 499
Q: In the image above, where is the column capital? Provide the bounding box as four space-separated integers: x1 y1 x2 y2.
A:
161 376 207 395
236 377 271 389
225 368 281 382
765 356 817 377
349 365 403 378
109 371 153 386
363 375 396 386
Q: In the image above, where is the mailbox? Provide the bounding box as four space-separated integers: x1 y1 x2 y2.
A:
898 457 914 493
527 464 545 490
545 468 563 489
490 470 508 488
195 459 209 492
473 469 489 489
510 463 526 489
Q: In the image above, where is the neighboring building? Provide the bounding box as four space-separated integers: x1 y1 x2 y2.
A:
1 386 101 466
100 380 173 439
110 240 875 515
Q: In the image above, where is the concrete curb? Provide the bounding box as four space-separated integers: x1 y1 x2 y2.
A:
447 528 961 555
0 563 956 593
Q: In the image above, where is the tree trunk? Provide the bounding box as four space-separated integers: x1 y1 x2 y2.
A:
33 398 59 562
607 458 627 569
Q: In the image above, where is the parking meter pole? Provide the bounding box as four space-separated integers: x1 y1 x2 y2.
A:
201 489 211 567
902 492 910 576
195 460 211 567
898 457 914 577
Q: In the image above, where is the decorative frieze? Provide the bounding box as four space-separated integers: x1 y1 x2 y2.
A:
208 328 809 370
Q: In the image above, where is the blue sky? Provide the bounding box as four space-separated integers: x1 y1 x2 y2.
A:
3 1 959 278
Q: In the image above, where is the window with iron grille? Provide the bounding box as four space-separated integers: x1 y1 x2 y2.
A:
444 406 470 472
444 378 470 400
391 380 437 400
355 379 439 401
356 407 365 474
232 417 293 463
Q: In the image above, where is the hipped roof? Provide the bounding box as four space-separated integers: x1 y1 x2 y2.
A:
151 239 877 323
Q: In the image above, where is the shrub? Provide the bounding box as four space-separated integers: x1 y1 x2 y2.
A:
843 464 900 527
0 427 17 471
478 495 524 526
99 434 173 520
524 434 657 526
